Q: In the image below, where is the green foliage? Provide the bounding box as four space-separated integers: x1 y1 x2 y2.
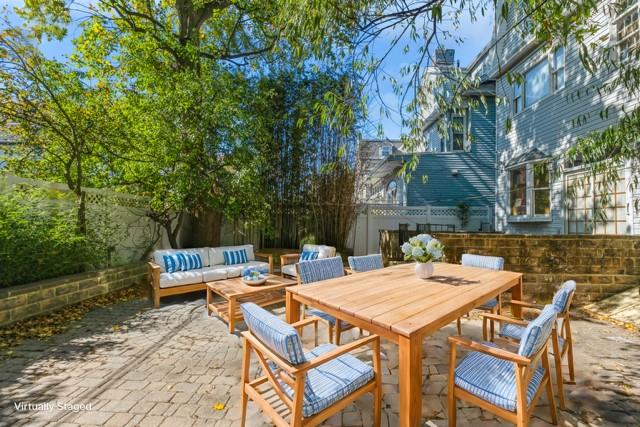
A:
0 186 102 288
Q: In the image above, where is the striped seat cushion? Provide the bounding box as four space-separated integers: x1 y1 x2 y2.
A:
297 257 345 284
306 308 350 328
552 280 576 313
223 249 248 265
454 342 545 411
518 305 557 357
280 343 374 417
300 251 320 261
461 254 505 271
240 303 306 365
347 254 384 273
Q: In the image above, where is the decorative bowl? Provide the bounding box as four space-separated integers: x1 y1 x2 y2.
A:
242 276 267 286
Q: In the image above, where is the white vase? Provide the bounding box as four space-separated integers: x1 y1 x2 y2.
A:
415 262 434 279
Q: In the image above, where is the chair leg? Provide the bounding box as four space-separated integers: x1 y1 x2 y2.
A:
456 317 462 335
543 352 558 425
489 307 496 340
328 324 334 344
566 320 575 383
448 343 457 427
551 329 566 409
314 320 319 347
335 323 342 346
240 339 251 427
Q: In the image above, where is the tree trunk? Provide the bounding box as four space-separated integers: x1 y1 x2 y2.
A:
77 190 87 235
191 208 223 247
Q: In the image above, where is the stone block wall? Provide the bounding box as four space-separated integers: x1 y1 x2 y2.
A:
0 263 148 326
432 233 640 305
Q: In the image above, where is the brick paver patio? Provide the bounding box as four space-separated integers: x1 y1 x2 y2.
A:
0 294 638 426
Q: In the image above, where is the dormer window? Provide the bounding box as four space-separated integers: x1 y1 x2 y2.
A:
379 146 392 157
615 0 639 62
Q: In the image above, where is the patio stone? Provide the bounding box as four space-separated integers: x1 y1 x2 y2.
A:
0 295 638 426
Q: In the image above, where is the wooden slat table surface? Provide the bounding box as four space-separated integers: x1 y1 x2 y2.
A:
285 262 523 427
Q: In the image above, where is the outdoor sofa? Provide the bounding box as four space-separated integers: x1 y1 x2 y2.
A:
148 244 273 308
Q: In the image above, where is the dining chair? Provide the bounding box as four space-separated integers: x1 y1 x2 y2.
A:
296 256 356 345
456 254 505 336
482 280 577 409
448 304 559 427
347 254 384 273
239 303 382 427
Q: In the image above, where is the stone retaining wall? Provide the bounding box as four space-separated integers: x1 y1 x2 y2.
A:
0 263 148 326
434 233 640 304
381 231 640 305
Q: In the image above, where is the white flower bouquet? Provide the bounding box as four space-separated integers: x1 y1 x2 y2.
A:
401 234 445 263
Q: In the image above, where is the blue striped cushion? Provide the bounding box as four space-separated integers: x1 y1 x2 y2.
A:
499 323 526 340
306 308 350 328
175 253 203 271
300 251 320 261
240 303 306 365
461 253 505 270
551 280 576 313
454 342 545 411
518 305 557 357
162 254 184 273
297 257 345 284
279 343 374 417
223 249 248 265
347 254 384 273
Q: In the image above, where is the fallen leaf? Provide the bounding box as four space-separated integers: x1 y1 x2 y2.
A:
213 403 225 411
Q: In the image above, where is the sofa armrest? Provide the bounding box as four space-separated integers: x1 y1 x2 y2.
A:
148 262 161 308
255 252 274 274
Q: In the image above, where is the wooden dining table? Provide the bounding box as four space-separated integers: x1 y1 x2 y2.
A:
285 262 523 427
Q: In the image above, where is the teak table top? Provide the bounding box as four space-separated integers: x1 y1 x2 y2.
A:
286 262 522 338
207 274 297 299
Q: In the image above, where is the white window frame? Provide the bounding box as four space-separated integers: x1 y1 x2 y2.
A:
507 161 552 220
448 111 467 152
614 0 639 62
513 82 523 114
379 146 392 157
551 46 565 91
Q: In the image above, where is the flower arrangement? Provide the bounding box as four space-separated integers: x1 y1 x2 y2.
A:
401 234 445 263
242 266 268 280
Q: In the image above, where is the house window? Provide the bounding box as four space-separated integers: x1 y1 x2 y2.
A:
552 46 565 91
524 60 550 108
509 166 527 216
566 171 629 234
379 146 392 157
386 180 398 203
508 162 551 217
513 82 523 114
616 0 639 62
450 113 465 151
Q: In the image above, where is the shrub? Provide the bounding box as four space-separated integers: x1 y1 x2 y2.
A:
0 187 101 288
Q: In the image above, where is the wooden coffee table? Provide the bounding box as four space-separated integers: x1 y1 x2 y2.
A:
206 274 297 333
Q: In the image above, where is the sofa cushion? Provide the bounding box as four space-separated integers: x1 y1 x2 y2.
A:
153 248 210 272
159 271 204 288
282 264 297 277
205 261 269 280
209 245 255 266
223 248 249 265
302 244 336 259
201 267 229 282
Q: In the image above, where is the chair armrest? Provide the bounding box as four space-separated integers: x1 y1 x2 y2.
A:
294 334 380 373
482 313 529 326
255 252 274 274
448 336 530 365
509 300 544 311
290 316 321 334
280 253 300 266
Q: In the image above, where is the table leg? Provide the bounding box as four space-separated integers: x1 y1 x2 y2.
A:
206 286 212 317
228 297 236 334
399 334 423 427
286 291 301 324
511 276 524 318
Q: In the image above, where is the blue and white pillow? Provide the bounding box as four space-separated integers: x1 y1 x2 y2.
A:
163 254 184 273
223 249 248 265
181 253 203 271
300 251 319 261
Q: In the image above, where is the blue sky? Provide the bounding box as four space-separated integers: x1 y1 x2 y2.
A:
2 0 494 139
